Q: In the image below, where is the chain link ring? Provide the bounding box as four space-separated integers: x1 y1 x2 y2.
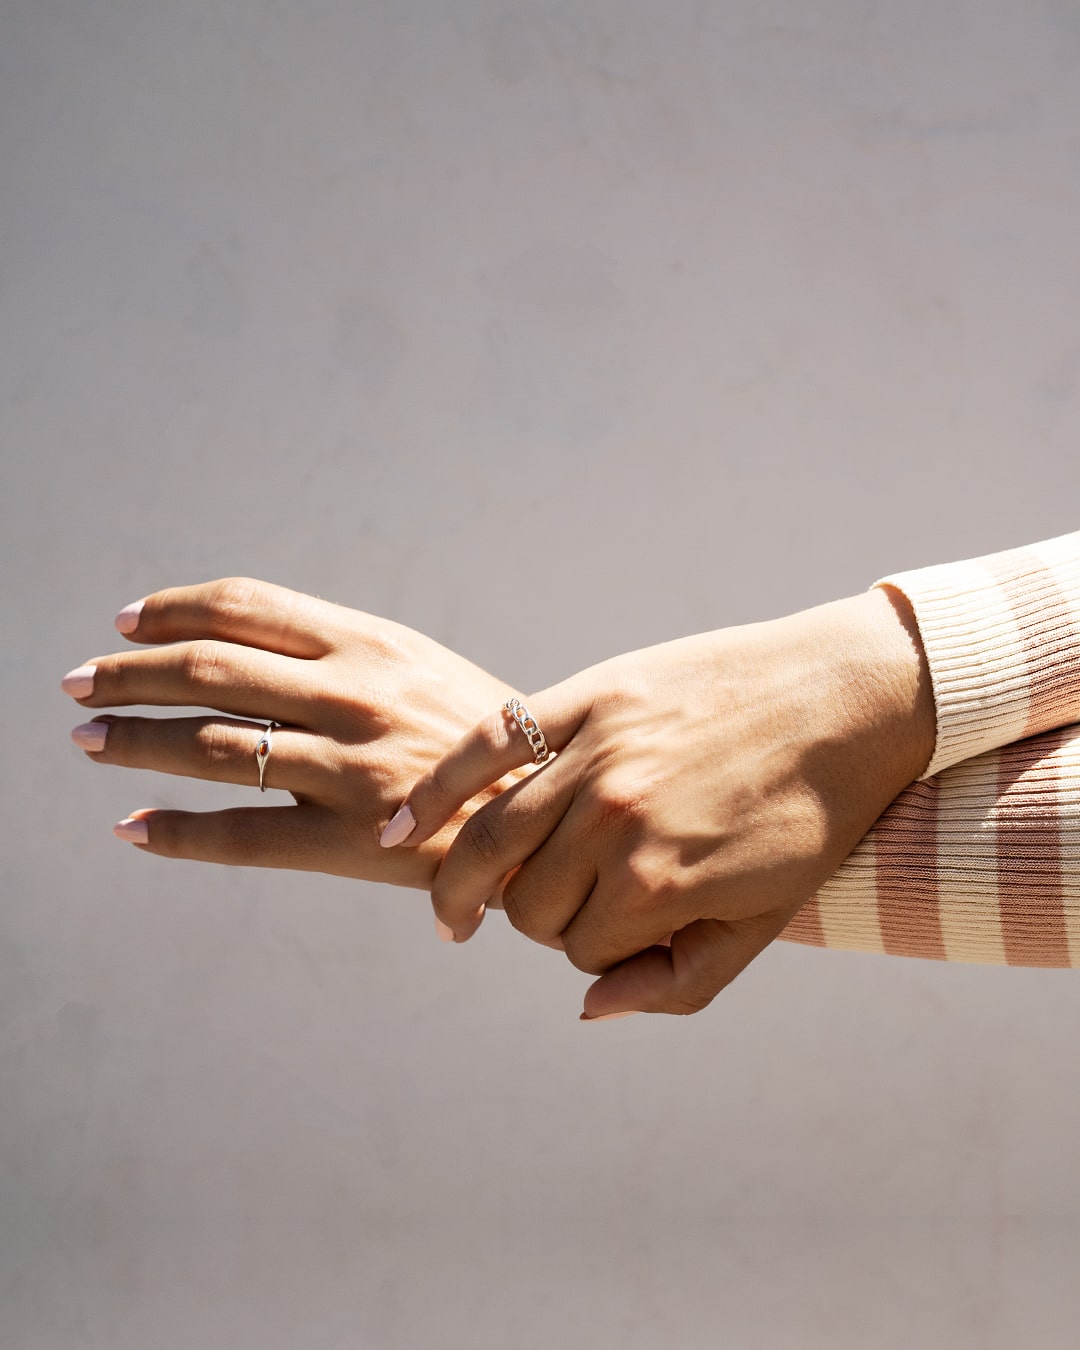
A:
503 698 553 765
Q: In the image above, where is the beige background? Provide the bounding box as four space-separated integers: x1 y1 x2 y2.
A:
4 2 1080 1346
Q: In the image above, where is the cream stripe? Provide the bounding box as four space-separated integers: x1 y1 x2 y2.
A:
877 559 1032 776
814 835 885 954
933 753 1007 965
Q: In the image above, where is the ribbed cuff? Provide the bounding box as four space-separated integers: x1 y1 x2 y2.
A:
874 530 1080 779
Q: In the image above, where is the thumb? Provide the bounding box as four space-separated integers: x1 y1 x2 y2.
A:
579 910 791 1020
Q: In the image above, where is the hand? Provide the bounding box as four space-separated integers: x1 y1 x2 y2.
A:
63 577 523 890
386 586 935 1017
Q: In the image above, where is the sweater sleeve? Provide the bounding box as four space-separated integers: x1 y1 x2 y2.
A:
873 530 1080 779
780 723 1080 966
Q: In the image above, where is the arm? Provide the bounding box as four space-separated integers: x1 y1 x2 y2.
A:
781 527 1080 969
783 723 1080 967
387 530 1080 1017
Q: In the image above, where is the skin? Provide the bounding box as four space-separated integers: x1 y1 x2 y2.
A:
63 577 526 892
389 585 936 1019
65 577 933 1021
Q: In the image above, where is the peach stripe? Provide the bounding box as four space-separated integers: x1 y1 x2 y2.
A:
877 558 1033 775
996 732 1069 967
876 779 945 960
780 838 885 954
781 895 827 948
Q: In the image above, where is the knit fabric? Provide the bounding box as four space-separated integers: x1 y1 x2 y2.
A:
878 530 1080 779
780 530 1080 966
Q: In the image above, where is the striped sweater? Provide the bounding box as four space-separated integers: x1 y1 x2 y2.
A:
781 530 1080 966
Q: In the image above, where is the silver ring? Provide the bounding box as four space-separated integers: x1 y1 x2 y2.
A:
255 721 279 792
503 698 553 765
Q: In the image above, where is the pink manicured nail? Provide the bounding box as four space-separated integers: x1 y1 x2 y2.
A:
379 804 416 848
579 1010 640 1023
61 664 96 698
71 721 108 752
113 817 149 844
434 917 456 943
114 600 144 635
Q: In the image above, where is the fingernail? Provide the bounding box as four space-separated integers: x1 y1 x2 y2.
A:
434 917 456 943
71 721 108 752
379 804 416 848
579 1010 640 1022
113 817 149 844
114 600 144 635
61 664 96 698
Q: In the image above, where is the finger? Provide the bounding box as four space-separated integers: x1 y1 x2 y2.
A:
62 640 323 725
558 858 693 976
71 715 331 795
579 909 796 1020
381 683 590 849
429 752 580 942
478 793 597 947
113 577 346 657
479 870 567 951
111 802 343 869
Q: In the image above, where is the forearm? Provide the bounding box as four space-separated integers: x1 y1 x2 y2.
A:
781 531 1080 967
782 723 1080 966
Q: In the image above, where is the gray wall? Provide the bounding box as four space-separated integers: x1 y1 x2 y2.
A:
4 2 1080 1346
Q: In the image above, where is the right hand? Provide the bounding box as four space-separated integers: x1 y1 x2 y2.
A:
63 577 524 891
386 585 935 1016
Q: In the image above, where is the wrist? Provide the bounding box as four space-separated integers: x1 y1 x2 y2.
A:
836 585 936 786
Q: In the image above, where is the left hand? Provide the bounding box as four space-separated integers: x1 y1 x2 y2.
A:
62 576 525 891
384 586 935 1018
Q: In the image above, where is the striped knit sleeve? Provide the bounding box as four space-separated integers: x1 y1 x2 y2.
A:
873 530 1080 779
780 724 1080 966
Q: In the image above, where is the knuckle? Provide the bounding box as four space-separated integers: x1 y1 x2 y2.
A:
180 639 223 690
590 776 652 835
458 812 504 868
669 949 731 1016
668 989 715 1016
365 624 409 667
621 849 675 902
499 883 526 933
591 675 650 722
334 633 410 716
560 933 609 977
498 882 543 940
207 577 263 630
423 761 455 810
193 720 234 776
481 713 511 758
